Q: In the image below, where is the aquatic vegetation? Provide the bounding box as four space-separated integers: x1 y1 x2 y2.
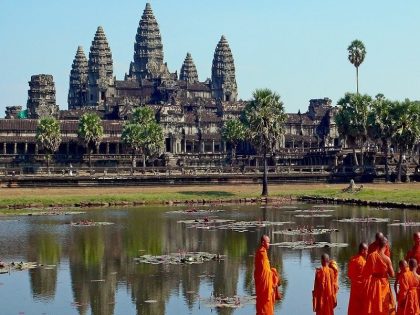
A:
389 222 420 227
70 221 114 227
201 295 256 309
294 214 333 218
134 252 224 265
165 209 225 215
336 218 389 223
271 241 348 249
273 228 338 235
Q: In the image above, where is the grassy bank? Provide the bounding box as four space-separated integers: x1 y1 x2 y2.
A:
0 183 419 210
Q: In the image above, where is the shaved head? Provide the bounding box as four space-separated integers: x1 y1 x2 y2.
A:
379 236 388 249
321 253 330 266
260 235 270 250
414 232 420 245
399 260 408 269
375 232 384 242
409 258 418 271
359 242 368 258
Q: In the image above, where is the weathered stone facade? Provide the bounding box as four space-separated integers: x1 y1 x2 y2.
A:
0 2 340 171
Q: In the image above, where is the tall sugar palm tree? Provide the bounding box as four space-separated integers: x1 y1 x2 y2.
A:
35 117 62 174
243 89 287 196
77 113 104 173
348 40 366 94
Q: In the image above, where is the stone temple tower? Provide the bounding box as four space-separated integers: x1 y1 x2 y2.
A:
87 26 114 106
27 74 59 118
211 35 237 102
128 3 165 80
180 53 199 83
68 46 88 109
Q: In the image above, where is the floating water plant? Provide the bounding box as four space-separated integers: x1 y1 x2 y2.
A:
271 241 348 250
201 295 256 309
70 220 114 227
134 252 224 265
273 228 338 236
336 218 389 223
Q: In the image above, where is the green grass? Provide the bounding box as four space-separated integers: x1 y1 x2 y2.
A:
0 184 418 213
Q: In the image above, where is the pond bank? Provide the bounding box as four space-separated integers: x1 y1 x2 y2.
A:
0 183 419 212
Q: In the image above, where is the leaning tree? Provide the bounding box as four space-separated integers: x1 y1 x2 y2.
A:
35 117 62 174
77 113 104 173
336 93 372 168
242 89 287 196
347 40 366 94
222 118 246 165
122 107 164 173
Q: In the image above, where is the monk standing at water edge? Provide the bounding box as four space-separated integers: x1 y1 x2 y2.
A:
348 242 368 315
405 232 420 274
254 235 280 315
313 253 337 315
368 232 391 257
363 237 396 314
395 259 419 315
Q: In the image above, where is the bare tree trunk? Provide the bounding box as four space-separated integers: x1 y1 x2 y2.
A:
397 151 403 182
356 67 359 95
143 154 146 173
131 151 136 175
262 152 268 196
46 154 50 175
88 145 92 175
384 141 390 182
353 148 359 166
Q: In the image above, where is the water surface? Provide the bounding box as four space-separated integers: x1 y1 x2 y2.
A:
0 203 418 315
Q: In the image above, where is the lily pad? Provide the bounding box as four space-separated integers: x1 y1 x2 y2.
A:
273 228 338 236
271 241 348 249
294 214 333 218
70 221 114 227
134 252 225 265
337 218 389 223
389 222 420 227
201 295 256 309
166 209 225 215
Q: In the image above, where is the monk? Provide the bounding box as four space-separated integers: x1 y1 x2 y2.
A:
254 235 280 315
329 259 339 307
313 253 336 315
363 237 396 315
405 232 420 274
396 259 420 315
368 232 391 258
348 242 368 315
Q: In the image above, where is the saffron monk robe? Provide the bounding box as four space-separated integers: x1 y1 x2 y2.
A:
405 232 420 274
363 237 396 315
348 242 368 315
368 232 391 258
254 235 281 315
313 253 337 315
396 259 420 315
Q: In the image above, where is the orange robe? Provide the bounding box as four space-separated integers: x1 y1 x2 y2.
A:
396 267 420 315
405 245 420 274
368 241 391 258
363 251 396 315
313 265 335 315
329 260 339 306
348 254 367 315
254 246 276 315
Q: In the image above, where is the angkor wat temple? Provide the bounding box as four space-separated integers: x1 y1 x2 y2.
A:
0 3 342 176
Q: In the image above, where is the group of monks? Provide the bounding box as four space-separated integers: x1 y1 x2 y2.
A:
254 232 420 315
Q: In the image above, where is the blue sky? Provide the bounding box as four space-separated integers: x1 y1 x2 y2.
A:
1 0 420 116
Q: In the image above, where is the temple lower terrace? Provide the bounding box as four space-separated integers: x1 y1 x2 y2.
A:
0 3 418 185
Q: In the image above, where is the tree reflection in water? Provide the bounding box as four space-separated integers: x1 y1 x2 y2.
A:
2 204 420 314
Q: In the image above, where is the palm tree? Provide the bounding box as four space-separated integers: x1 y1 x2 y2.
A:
242 89 287 196
336 93 372 168
35 117 62 174
348 40 366 94
393 100 420 182
122 107 164 173
222 119 246 165
77 113 104 173
368 95 398 181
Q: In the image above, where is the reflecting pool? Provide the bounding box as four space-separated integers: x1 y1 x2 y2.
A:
0 203 419 314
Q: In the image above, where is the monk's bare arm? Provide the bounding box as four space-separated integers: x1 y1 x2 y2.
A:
385 257 395 277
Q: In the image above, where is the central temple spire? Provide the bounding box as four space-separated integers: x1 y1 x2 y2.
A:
128 2 164 80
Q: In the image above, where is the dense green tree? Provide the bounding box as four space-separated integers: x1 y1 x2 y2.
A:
336 93 372 167
368 94 398 181
121 107 164 172
222 118 246 165
393 100 420 182
242 89 286 196
348 40 366 94
77 113 104 173
35 117 62 174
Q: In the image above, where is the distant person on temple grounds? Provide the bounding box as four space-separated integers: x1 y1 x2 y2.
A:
405 232 420 273
313 253 338 315
348 242 368 315
368 232 391 258
363 237 396 315
254 235 281 315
